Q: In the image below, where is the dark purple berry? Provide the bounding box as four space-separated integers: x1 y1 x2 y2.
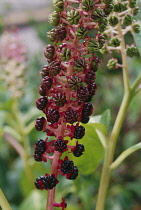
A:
74 126 85 139
34 153 42 162
35 139 46 154
55 26 67 41
67 166 78 180
48 61 61 76
35 174 58 190
54 139 67 152
44 44 55 59
73 144 84 157
35 116 45 131
46 109 60 124
40 65 49 78
41 76 53 90
82 103 93 116
39 86 46 96
53 92 66 107
90 56 101 72
88 82 97 98
64 108 78 124
36 96 48 110
85 71 96 84
77 86 89 103
61 160 74 174
81 115 90 124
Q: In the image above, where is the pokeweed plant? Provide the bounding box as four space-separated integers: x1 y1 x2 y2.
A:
33 0 141 209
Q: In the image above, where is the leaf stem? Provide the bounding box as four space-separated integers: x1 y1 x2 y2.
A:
96 20 131 210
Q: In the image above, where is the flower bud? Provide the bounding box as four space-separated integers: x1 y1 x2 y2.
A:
49 11 60 26
82 0 95 11
107 58 118 70
109 37 121 47
133 23 141 33
74 57 86 72
53 0 64 12
108 16 118 26
75 27 88 40
114 3 127 12
67 10 81 25
126 46 138 57
123 14 133 26
60 47 71 61
88 39 100 53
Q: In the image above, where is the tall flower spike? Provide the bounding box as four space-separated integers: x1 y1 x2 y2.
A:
34 0 111 209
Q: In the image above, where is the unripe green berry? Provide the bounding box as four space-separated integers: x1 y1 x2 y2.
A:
47 29 56 42
74 58 86 72
67 10 81 25
82 0 95 11
107 58 117 70
75 27 88 39
133 24 141 33
108 16 118 26
133 6 140 15
68 76 82 90
53 0 64 12
60 48 71 61
126 46 138 57
88 39 100 53
97 34 106 48
114 3 127 12
123 14 133 26
109 37 121 47
49 11 60 26
98 18 108 32
91 8 105 22
105 0 113 4
104 4 114 15
100 46 108 54
129 0 137 8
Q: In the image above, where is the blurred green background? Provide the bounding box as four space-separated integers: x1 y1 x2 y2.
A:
0 0 141 210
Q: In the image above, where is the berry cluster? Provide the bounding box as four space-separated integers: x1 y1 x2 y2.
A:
33 0 113 208
35 174 58 190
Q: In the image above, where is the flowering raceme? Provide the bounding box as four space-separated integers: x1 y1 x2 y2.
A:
34 0 113 209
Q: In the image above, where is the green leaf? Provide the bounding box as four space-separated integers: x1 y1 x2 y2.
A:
133 21 141 57
68 123 104 175
100 109 111 130
19 190 46 210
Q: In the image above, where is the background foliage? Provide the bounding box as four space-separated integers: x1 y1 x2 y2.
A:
0 1 141 210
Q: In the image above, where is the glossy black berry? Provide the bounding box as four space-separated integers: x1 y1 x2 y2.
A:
85 71 96 84
87 82 97 98
35 174 58 190
77 86 89 103
81 115 90 124
73 144 84 157
39 86 46 96
82 102 93 116
64 108 78 124
74 126 85 139
46 109 60 124
34 153 42 162
54 139 67 152
61 160 74 174
36 96 48 110
35 116 45 131
35 139 46 154
67 166 78 180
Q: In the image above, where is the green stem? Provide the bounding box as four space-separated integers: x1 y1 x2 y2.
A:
0 189 12 210
96 20 131 210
